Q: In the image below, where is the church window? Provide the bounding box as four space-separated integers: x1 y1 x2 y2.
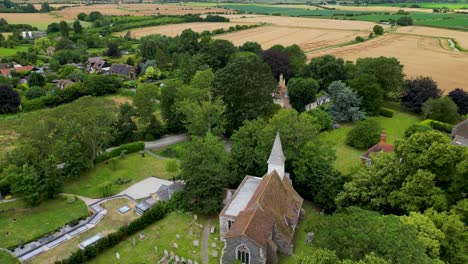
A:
236 244 250 264
228 220 233 229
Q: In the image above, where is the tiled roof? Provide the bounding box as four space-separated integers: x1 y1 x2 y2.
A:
0 66 33 76
361 132 394 159
225 170 303 246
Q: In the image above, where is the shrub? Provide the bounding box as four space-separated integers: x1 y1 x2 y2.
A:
373 25 384 35
355 36 365 42
397 16 413 26
95 141 145 163
25 86 45 99
404 124 432 138
422 97 459 124
308 108 333 131
379 108 394 118
22 97 46 111
346 120 382 149
420 119 454 134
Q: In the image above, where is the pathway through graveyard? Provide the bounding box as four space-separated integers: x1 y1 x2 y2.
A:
201 218 212 264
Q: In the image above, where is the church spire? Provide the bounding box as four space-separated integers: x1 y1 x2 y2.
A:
267 132 286 179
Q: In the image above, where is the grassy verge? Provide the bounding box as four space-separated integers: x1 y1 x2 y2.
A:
63 153 170 198
0 196 89 249
87 211 207 264
318 109 420 175
0 251 18 264
150 141 189 159
30 198 138 264
0 45 30 56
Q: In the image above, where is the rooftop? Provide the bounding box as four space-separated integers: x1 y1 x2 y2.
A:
223 176 262 217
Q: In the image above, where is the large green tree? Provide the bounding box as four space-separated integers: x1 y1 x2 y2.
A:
422 97 459 124
328 81 365 122
133 84 158 124
287 77 318 112
349 73 384 115
212 55 276 131
302 55 347 90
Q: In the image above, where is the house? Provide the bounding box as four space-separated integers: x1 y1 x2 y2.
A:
57 79 74 89
135 181 185 215
273 74 291 109
21 31 47 40
86 57 110 73
0 65 34 77
452 119 468 147
360 131 395 166
109 64 136 79
305 95 330 111
46 46 55 56
219 133 304 264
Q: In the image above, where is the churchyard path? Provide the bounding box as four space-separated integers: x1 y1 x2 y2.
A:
201 218 212 264
105 133 188 153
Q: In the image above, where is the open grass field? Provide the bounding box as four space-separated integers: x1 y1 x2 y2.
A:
0 196 89 249
63 153 170 198
30 198 138 264
310 34 468 93
318 109 420 175
0 45 30 57
117 22 253 38
87 211 210 264
55 3 231 20
0 251 18 264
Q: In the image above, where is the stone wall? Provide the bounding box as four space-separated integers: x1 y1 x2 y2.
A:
219 215 236 241
221 236 266 264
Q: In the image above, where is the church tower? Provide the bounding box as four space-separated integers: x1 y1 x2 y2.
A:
267 132 286 179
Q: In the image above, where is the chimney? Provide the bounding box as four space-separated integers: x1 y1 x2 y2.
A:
380 131 387 144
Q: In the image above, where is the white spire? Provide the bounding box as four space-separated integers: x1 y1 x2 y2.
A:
267 132 286 179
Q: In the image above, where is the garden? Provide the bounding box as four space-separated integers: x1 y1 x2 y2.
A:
0 196 89 249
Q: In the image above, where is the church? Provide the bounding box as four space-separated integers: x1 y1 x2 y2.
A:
219 133 304 264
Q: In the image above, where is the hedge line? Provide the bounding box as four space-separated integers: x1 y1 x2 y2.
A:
95 141 145 163
54 202 168 264
420 119 454 133
379 107 394 118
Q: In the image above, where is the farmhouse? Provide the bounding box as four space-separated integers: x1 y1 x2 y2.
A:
360 131 394 166
452 119 468 147
0 65 33 77
219 133 304 264
87 57 110 73
109 63 136 79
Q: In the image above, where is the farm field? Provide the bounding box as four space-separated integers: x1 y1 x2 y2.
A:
370 3 468 9
117 22 253 38
0 13 68 30
323 4 434 13
215 25 369 51
396 25 468 48
0 197 89 249
55 4 231 20
0 45 30 57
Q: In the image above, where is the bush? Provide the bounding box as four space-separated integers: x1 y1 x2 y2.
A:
420 119 454 134
308 108 333 131
373 25 384 35
397 16 413 26
25 86 45 99
355 36 365 42
379 108 394 118
95 141 145 163
346 120 382 149
22 97 46 111
422 97 459 124
404 124 432 138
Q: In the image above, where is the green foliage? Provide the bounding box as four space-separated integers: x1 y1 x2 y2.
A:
373 25 384 35
24 86 45 100
95 141 145 163
160 80 185 133
328 81 365 122
346 120 382 149
397 16 414 26
287 77 319 112
355 36 365 42
404 124 432 138
308 108 333 131
379 108 394 118
422 97 459 124
98 181 112 197
27 72 46 87
212 55 276 131
420 119 454 134
284 44 307 75
303 55 346 90
111 103 137 145
349 73 384 115
133 84 158 124
144 115 163 140
179 97 226 137
180 134 229 214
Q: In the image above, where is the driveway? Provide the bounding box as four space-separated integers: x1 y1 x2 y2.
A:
117 177 173 200
105 134 188 153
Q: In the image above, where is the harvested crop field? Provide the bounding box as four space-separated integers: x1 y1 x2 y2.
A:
215 25 369 51
309 34 468 93
324 4 433 13
396 26 468 48
0 13 66 30
55 4 231 20
117 22 253 38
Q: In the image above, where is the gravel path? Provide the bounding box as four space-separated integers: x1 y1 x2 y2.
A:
202 218 212 264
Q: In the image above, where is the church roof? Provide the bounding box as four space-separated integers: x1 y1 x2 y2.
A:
224 170 303 247
267 132 285 166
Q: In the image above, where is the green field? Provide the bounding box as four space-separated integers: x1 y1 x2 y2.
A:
318 109 420 175
221 4 468 30
150 141 189 159
0 196 89 249
0 45 31 57
63 153 170 198
0 251 18 264
88 211 211 264
371 3 468 9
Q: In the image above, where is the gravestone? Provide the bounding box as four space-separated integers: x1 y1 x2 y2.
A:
306 232 315 244
132 237 136 246
173 242 179 249
164 249 169 257
195 261 199 264
170 251 175 258
182 257 186 263
212 250 218 257
176 234 181 239
193 240 199 247
188 259 193 264
193 214 198 220
211 242 216 248
154 246 158 253
139 232 146 240
175 255 180 263
116 252 120 260
210 226 215 234
189 228 193 236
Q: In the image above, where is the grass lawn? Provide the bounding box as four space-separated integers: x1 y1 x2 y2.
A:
63 153 170 198
0 196 89 249
279 201 322 264
318 110 420 175
31 198 138 264
0 251 18 264
0 45 30 56
150 141 189 159
88 211 208 264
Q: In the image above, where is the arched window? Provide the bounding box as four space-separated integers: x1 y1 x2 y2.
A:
236 244 250 264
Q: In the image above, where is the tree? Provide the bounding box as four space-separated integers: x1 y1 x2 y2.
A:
305 207 432 263
349 73 384 115
59 21 69 38
40 2 51 13
373 25 384 35
28 72 46 87
34 37 52 51
212 55 276 131
160 80 184 133
302 55 346 90
199 39 236 70
111 103 137 145
73 20 82 34
179 97 226 137
308 108 332 131
84 74 122 96
144 115 163 140
346 120 382 149
397 16 413 26
133 84 158 123
25 86 45 99
261 49 294 80
328 81 365 122
176 29 199 54
105 41 121 58
180 134 229 214
287 77 318 112
190 68 214 90
284 44 307 75
40 155 63 199
448 88 468 115
422 97 459 124
293 140 343 212
404 124 432 138
0 84 20 114
9 164 42 206
402 76 442 113
239 41 262 54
